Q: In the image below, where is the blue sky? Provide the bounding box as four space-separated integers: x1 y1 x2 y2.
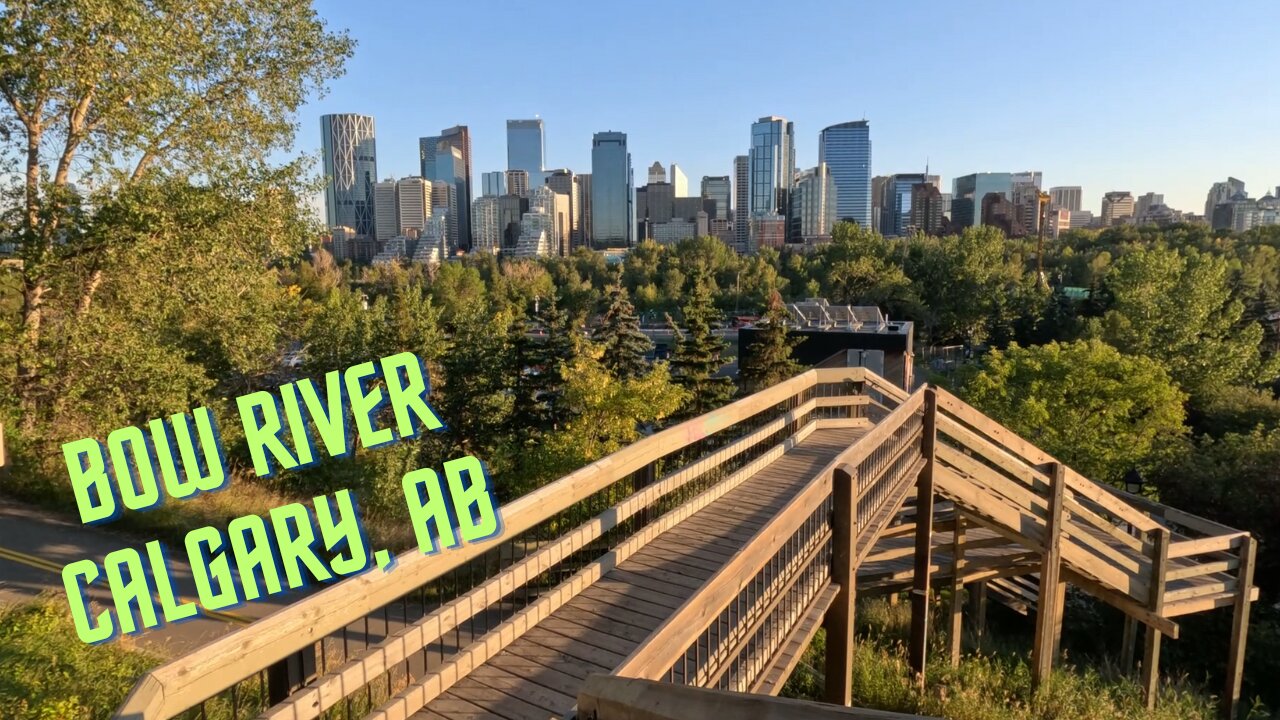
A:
296 0 1280 216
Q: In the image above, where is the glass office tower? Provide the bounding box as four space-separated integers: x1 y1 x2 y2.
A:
507 119 545 184
951 173 1014 228
321 114 377 236
749 116 795 218
590 131 634 249
818 120 871 228
885 173 927 236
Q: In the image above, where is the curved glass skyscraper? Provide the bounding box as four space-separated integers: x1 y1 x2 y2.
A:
321 114 377 237
818 120 872 228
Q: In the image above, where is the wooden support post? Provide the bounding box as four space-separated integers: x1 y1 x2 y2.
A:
0 421 7 480
1051 580 1067 658
1031 462 1067 689
1221 536 1256 720
970 580 987 648
1141 527 1170 710
1120 615 1138 672
908 388 938 689
267 646 317 705
948 513 966 667
823 465 857 706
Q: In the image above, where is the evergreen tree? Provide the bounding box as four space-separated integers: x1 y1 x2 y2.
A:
593 281 652 380
669 270 734 417
534 300 582 429
739 290 801 393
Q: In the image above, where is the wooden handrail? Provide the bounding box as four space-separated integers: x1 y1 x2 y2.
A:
614 386 928 682
116 367 867 720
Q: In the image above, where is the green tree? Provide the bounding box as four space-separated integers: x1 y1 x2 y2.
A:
1090 246 1276 396
959 340 1187 484
0 0 353 421
593 281 652 380
669 270 734 417
739 290 801 393
437 303 514 460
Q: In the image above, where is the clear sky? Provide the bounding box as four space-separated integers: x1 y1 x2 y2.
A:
296 0 1280 217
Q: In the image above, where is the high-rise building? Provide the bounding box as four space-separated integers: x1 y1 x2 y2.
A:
1205 178 1246 219
1011 183 1044 238
436 126 472 249
1049 186 1082 212
530 185 572 256
910 183 945 235
544 169 581 250
321 114 377 237
396 177 432 236
505 169 530 199
647 161 666 186
749 116 796 219
507 119 545 183
373 178 399 242
1100 191 1135 226
669 163 688 197
701 176 731 222
431 181 458 254
791 164 837 244
871 175 891 234
751 214 787 252
471 196 502 255
497 195 529 250
482 171 506 197
981 192 1017 236
577 173 592 245
1135 192 1164 219
435 144 468 250
883 173 927 237
952 173 1015 228
590 131 633 249
733 155 749 252
419 136 439 180
818 120 871 227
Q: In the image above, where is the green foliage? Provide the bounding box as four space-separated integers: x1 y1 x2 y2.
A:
739 289 801 393
959 340 1186 484
669 269 734 417
593 281 652 381
1090 246 1276 396
783 599 1221 720
1187 384 1280 437
0 596 159 720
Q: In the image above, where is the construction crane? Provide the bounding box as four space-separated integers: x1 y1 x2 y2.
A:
1036 191 1051 287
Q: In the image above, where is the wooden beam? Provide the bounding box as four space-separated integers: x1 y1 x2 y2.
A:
1221 536 1256 720
1031 463 1066 688
948 513 966 667
1120 616 1138 673
970 580 987 646
825 466 857 706
908 389 938 689
1141 528 1170 710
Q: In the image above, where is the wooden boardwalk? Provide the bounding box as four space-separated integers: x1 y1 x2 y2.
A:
116 368 1259 720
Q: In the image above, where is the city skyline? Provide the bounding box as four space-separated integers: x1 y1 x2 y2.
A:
298 0 1278 220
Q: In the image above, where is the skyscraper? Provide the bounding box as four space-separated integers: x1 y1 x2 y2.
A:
373 178 398 241
506 169 530 199
669 163 688 197
419 136 439 180
321 114 377 237
791 164 837 243
1049 186 1082 212
883 173 928 237
733 155 749 253
952 173 1014 228
437 126 473 249
647 162 667 186
482 171 506 197
1100 191 1135 226
471 196 502 254
749 116 796 218
1135 192 1164 219
507 119 545 183
578 173 593 245
435 144 468 250
1205 178 1246 219
818 120 871 227
701 176 731 222
591 131 633 249
396 177 432 236
544 169 581 250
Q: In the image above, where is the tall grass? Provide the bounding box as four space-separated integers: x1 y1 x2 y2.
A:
782 596 1239 720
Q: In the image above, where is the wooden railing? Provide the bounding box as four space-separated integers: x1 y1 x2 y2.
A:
612 387 927 693
116 367 875 720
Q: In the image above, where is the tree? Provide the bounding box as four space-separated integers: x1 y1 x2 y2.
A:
669 270 734 417
0 0 353 420
959 340 1187 484
1090 246 1276 396
593 281 652 381
739 290 801 393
